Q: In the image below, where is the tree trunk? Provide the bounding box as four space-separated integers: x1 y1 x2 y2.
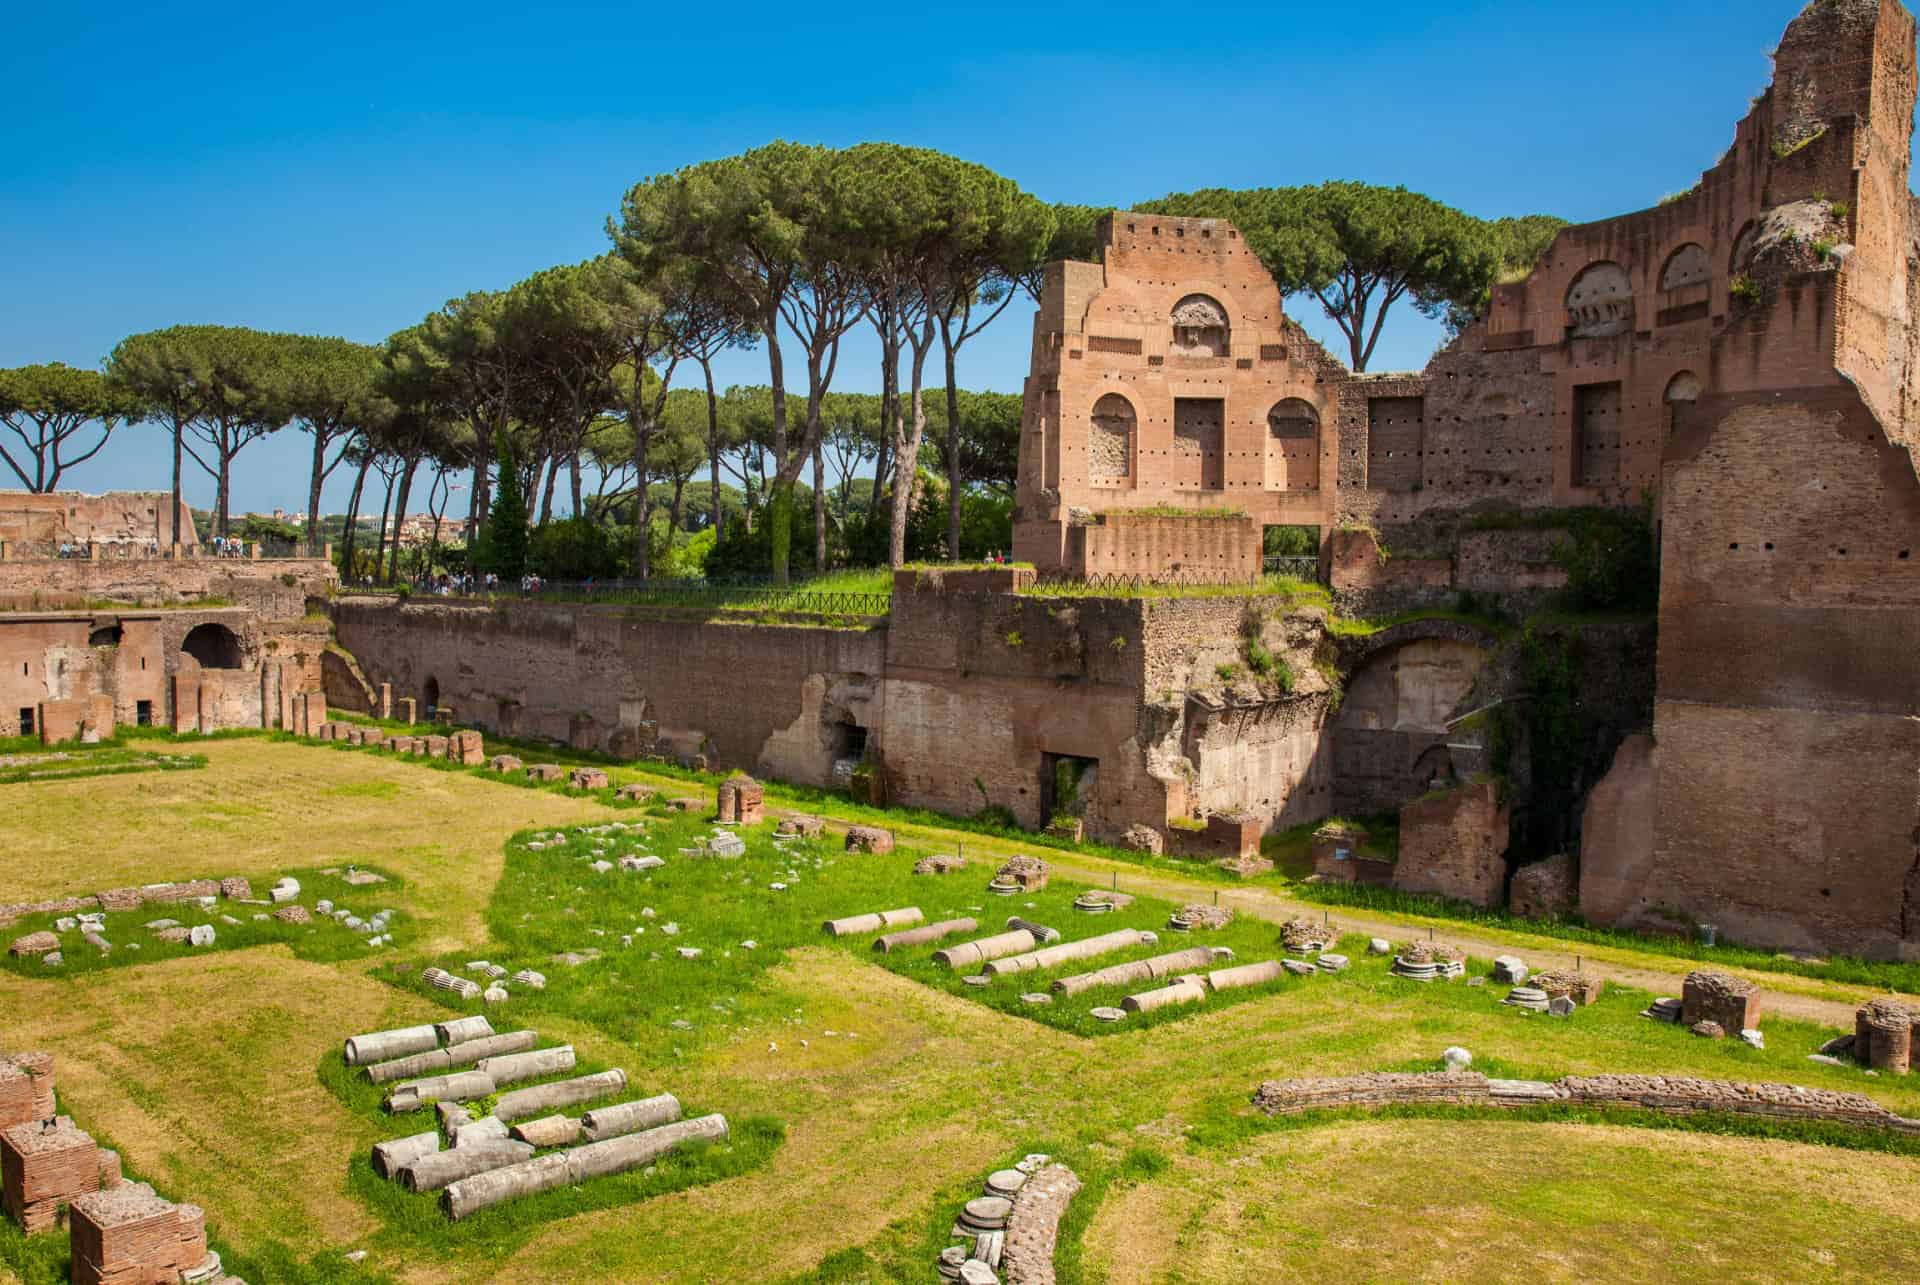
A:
388 458 419 586
170 416 184 549
569 452 583 518
215 452 232 539
765 307 791 585
340 456 369 579
812 441 825 571
668 477 686 542
703 359 723 542
307 430 329 557
944 342 963 560
632 417 651 580
373 474 395 583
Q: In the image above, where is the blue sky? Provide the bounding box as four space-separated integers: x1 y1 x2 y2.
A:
1 0 1843 513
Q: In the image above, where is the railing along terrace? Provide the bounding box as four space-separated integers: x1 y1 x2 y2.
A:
1026 568 1315 595
1263 555 1321 580
397 576 892 618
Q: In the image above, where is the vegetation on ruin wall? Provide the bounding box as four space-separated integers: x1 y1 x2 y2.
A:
1020 573 1329 605
1464 499 1659 614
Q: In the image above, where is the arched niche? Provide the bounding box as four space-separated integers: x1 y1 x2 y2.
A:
1565 262 1635 338
1659 243 1711 292
1265 398 1320 491
423 675 441 713
1089 393 1135 480
1169 294 1230 358
181 623 244 670
1665 371 1703 437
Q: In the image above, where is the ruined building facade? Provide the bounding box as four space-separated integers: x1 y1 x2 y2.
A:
25 1 1911 958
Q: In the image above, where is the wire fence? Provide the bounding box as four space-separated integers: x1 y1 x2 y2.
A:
387 576 893 618
1263 555 1321 580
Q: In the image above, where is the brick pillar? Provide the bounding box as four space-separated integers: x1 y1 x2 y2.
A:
84 694 114 742
303 691 326 736
397 696 416 725
378 682 392 720
171 672 200 734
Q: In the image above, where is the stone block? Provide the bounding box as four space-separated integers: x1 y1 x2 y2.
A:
525 764 565 783
2 1116 99 1233
68 1181 204 1285
449 730 485 766
1393 782 1508 909
716 774 765 824
488 755 523 773
568 767 609 790
421 734 449 758
1510 854 1577 920
845 826 894 854
613 783 653 802
37 698 87 746
1681 971 1762 1035
777 814 825 838
0 1054 54 1132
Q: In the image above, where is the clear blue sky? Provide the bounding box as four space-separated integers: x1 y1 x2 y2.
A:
1 0 1847 513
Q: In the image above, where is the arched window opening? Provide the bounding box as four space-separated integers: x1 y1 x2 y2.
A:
1266 398 1320 491
1565 262 1635 338
1088 394 1136 480
1169 295 1230 358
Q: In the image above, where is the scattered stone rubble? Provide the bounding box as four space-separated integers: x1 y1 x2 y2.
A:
1278 918 1335 954
936 1154 1079 1285
1390 940 1465 981
914 853 968 876
1167 903 1232 932
716 775 765 825
992 856 1048 894
1529 969 1604 1007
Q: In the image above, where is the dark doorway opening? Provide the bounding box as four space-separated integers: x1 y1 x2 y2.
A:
1041 753 1098 828
181 623 244 669
423 676 441 714
89 624 124 647
19 708 35 736
135 700 153 727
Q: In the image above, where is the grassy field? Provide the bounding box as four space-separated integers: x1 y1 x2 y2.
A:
6 737 1920 1283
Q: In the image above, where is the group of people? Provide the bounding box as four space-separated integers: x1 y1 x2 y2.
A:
205 535 249 558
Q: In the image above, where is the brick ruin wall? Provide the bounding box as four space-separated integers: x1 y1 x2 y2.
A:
0 604 328 739
0 491 197 551
330 598 887 787
0 556 334 616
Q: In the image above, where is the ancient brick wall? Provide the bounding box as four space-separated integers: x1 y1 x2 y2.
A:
1064 512 1261 581
1013 212 1348 576
0 556 333 616
1393 780 1510 908
0 491 196 550
331 598 886 785
1650 381 1920 956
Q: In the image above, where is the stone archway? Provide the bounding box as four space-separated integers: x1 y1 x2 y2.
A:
181 622 244 669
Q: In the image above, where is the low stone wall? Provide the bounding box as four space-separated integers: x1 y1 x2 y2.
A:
1004 1163 1081 1285
1250 1070 1920 1134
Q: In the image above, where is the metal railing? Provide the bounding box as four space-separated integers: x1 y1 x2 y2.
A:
394 576 892 618
1263 555 1321 580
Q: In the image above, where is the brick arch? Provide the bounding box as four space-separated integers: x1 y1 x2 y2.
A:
1659 242 1713 292
1565 261 1635 338
1089 393 1136 481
